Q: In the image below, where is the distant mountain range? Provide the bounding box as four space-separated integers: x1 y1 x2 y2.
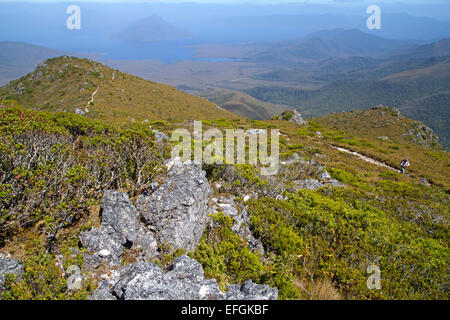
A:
245 35 450 149
220 13 450 42
251 29 416 64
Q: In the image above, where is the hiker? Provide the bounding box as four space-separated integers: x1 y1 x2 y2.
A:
400 158 410 174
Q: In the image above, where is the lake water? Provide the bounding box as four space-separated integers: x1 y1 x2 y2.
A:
38 39 238 64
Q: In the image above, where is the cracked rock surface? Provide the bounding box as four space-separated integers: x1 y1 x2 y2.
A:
90 255 277 300
137 161 212 252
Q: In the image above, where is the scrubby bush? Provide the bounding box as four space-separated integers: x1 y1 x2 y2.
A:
245 189 449 300
191 212 263 290
0 101 165 243
2 240 92 300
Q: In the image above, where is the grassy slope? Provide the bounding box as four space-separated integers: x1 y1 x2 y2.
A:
311 107 449 189
200 87 288 120
0 56 238 123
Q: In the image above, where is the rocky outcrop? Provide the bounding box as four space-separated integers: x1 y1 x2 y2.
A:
293 178 325 190
14 83 26 95
281 110 307 125
209 196 264 255
281 154 342 191
100 191 139 243
0 256 24 299
290 110 307 125
406 124 439 149
90 255 277 300
80 161 212 268
80 190 157 267
137 161 212 252
80 160 277 300
75 108 86 116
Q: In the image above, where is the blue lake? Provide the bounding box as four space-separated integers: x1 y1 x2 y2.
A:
37 39 239 64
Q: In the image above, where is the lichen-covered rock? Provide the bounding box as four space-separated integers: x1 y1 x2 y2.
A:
89 281 116 300
14 83 26 95
329 179 342 187
100 190 138 243
289 110 307 126
226 280 278 300
133 223 158 260
319 170 332 180
94 255 277 300
152 129 169 142
0 256 24 299
111 256 208 300
294 179 325 190
79 225 125 266
80 170 275 301
137 161 212 252
82 252 102 271
80 190 156 266
199 279 225 300
75 108 86 116
406 124 439 148
111 261 166 300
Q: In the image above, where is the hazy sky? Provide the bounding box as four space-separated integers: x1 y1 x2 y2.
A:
0 0 448 4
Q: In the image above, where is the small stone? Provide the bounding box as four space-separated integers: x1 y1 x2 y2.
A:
98 249 111 258
152 129 169 142
319 170 331 180
75 108 86 116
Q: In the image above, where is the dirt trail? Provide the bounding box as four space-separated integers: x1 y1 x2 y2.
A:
88 87 99 106
332 145 401 173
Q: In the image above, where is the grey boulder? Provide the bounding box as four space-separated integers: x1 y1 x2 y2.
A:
80 190 156 266
100 190 138 243
0 256 24 299
226 280 278 300
93 255 277 300
111 256 207 300
137 162 212 252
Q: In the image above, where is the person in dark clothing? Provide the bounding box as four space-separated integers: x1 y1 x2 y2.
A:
400 159 410 174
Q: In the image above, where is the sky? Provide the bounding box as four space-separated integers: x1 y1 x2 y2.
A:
0 0 448 4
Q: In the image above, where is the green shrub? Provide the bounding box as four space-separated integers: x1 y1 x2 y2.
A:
191 212 263 290
0 103 164 241
2 241 92 300
244 189 449 299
